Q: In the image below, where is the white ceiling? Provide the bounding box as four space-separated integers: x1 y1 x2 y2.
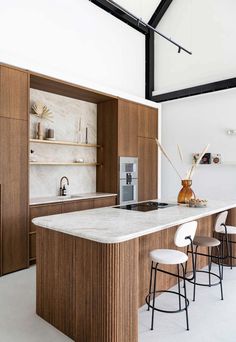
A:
115 0 162 23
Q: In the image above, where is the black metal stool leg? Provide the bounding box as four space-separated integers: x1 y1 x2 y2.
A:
221 236 224 279
151 263 158 330
177 264 181 310
208 247 212 287
182 263 189 331
217 246 224 300
230 237 233 269
147 261 153 311
193 245 198 301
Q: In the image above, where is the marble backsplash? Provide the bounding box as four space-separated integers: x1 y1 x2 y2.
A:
30 89 97 198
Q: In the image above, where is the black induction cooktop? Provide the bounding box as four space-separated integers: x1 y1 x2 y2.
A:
115 201 176 212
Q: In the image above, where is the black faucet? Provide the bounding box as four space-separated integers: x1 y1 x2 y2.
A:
59 176 69 196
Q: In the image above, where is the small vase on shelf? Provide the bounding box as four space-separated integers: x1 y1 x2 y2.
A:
177 179 196 204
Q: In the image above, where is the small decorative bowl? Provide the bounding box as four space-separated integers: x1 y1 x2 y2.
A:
189 199 208 208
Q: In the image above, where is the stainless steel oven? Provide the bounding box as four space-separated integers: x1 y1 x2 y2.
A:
119 157 138 205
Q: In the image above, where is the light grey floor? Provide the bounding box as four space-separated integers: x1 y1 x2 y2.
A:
0 265 236 341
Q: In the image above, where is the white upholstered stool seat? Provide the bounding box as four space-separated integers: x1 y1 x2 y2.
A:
217 225 236 234
193 235 220 247
150 249 188 265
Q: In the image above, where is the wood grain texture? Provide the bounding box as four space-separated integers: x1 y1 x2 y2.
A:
75 238 139 342
118 99 138 157
93 196 117 208
0 66 29 120
36 228 76 340
36 228 139 342
62 199 94 213
30 74 113 104
97 100 118 194
30 203 62 233
0 117 28 275
138 105 158 139
138 137 157 201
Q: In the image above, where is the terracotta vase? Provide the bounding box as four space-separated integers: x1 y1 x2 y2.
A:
178 179 196 204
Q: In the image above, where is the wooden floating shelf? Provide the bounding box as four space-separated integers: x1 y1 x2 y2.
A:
30 139 100 148
30 162 100 166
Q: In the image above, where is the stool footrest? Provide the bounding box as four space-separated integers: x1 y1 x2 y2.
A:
186 270 221 287
145 290 189 314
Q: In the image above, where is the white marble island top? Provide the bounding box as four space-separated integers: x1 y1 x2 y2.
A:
32 199 236 244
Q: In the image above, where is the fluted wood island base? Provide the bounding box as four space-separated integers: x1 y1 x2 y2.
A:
34 201 236 342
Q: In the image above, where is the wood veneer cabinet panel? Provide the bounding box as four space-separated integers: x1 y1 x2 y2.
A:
0 66 28 120
0 117 28 275
97 100 118 194
93 196 117 208
30 203 62 232
138 137 157 201
75 238 139 342
138 105 158 139
36 228 76 340
62 199 93 213
118 99 138 157
36 228 139 342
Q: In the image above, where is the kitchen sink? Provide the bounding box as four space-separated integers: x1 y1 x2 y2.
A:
57 195 82 199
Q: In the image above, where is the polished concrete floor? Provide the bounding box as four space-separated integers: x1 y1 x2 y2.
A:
0 265 236 341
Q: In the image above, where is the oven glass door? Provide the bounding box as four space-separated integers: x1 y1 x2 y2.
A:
120 179 137 204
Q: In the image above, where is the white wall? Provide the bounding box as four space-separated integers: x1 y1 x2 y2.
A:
0 0 145 97
154 0 236 94
161 88 236 201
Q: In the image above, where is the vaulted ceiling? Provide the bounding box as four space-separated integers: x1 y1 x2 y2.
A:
111 0 162 22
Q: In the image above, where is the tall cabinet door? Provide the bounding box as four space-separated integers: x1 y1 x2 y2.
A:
0 117 28 274
138 137 157 201
118 99 138 157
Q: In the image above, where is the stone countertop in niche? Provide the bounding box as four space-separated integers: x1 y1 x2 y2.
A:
30 192 117 205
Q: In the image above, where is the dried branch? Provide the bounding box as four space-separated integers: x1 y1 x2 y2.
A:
155 139 182 180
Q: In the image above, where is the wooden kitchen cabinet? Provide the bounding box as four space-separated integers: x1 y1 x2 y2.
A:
30 203 62 232
138 105 158 139
138 137 157 201
0 117 28 275
118 99 138 157
29 203 62 263
62 199 93 213
0 66 29 120
93 196 117 208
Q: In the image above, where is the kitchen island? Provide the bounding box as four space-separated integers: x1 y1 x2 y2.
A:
33 199 236 342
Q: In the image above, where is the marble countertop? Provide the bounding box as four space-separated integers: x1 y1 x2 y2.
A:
30 192 117 205
32 199 236 244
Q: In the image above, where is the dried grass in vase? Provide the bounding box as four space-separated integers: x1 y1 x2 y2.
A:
155 139 210 181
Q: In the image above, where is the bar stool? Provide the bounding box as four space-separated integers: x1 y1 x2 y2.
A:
214 210 236 270
190 235 223 301
146 221 197 331
186 216 224 301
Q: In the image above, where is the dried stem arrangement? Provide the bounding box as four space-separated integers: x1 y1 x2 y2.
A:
155 138 210 180
31 102 54 122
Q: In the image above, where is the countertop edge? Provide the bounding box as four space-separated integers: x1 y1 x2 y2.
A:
33 202 236 244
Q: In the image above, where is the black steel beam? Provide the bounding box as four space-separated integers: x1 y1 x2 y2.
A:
89 0 148 34
145 31 155 99
152 77 236 102
148 0 173 27
146 0 173 100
